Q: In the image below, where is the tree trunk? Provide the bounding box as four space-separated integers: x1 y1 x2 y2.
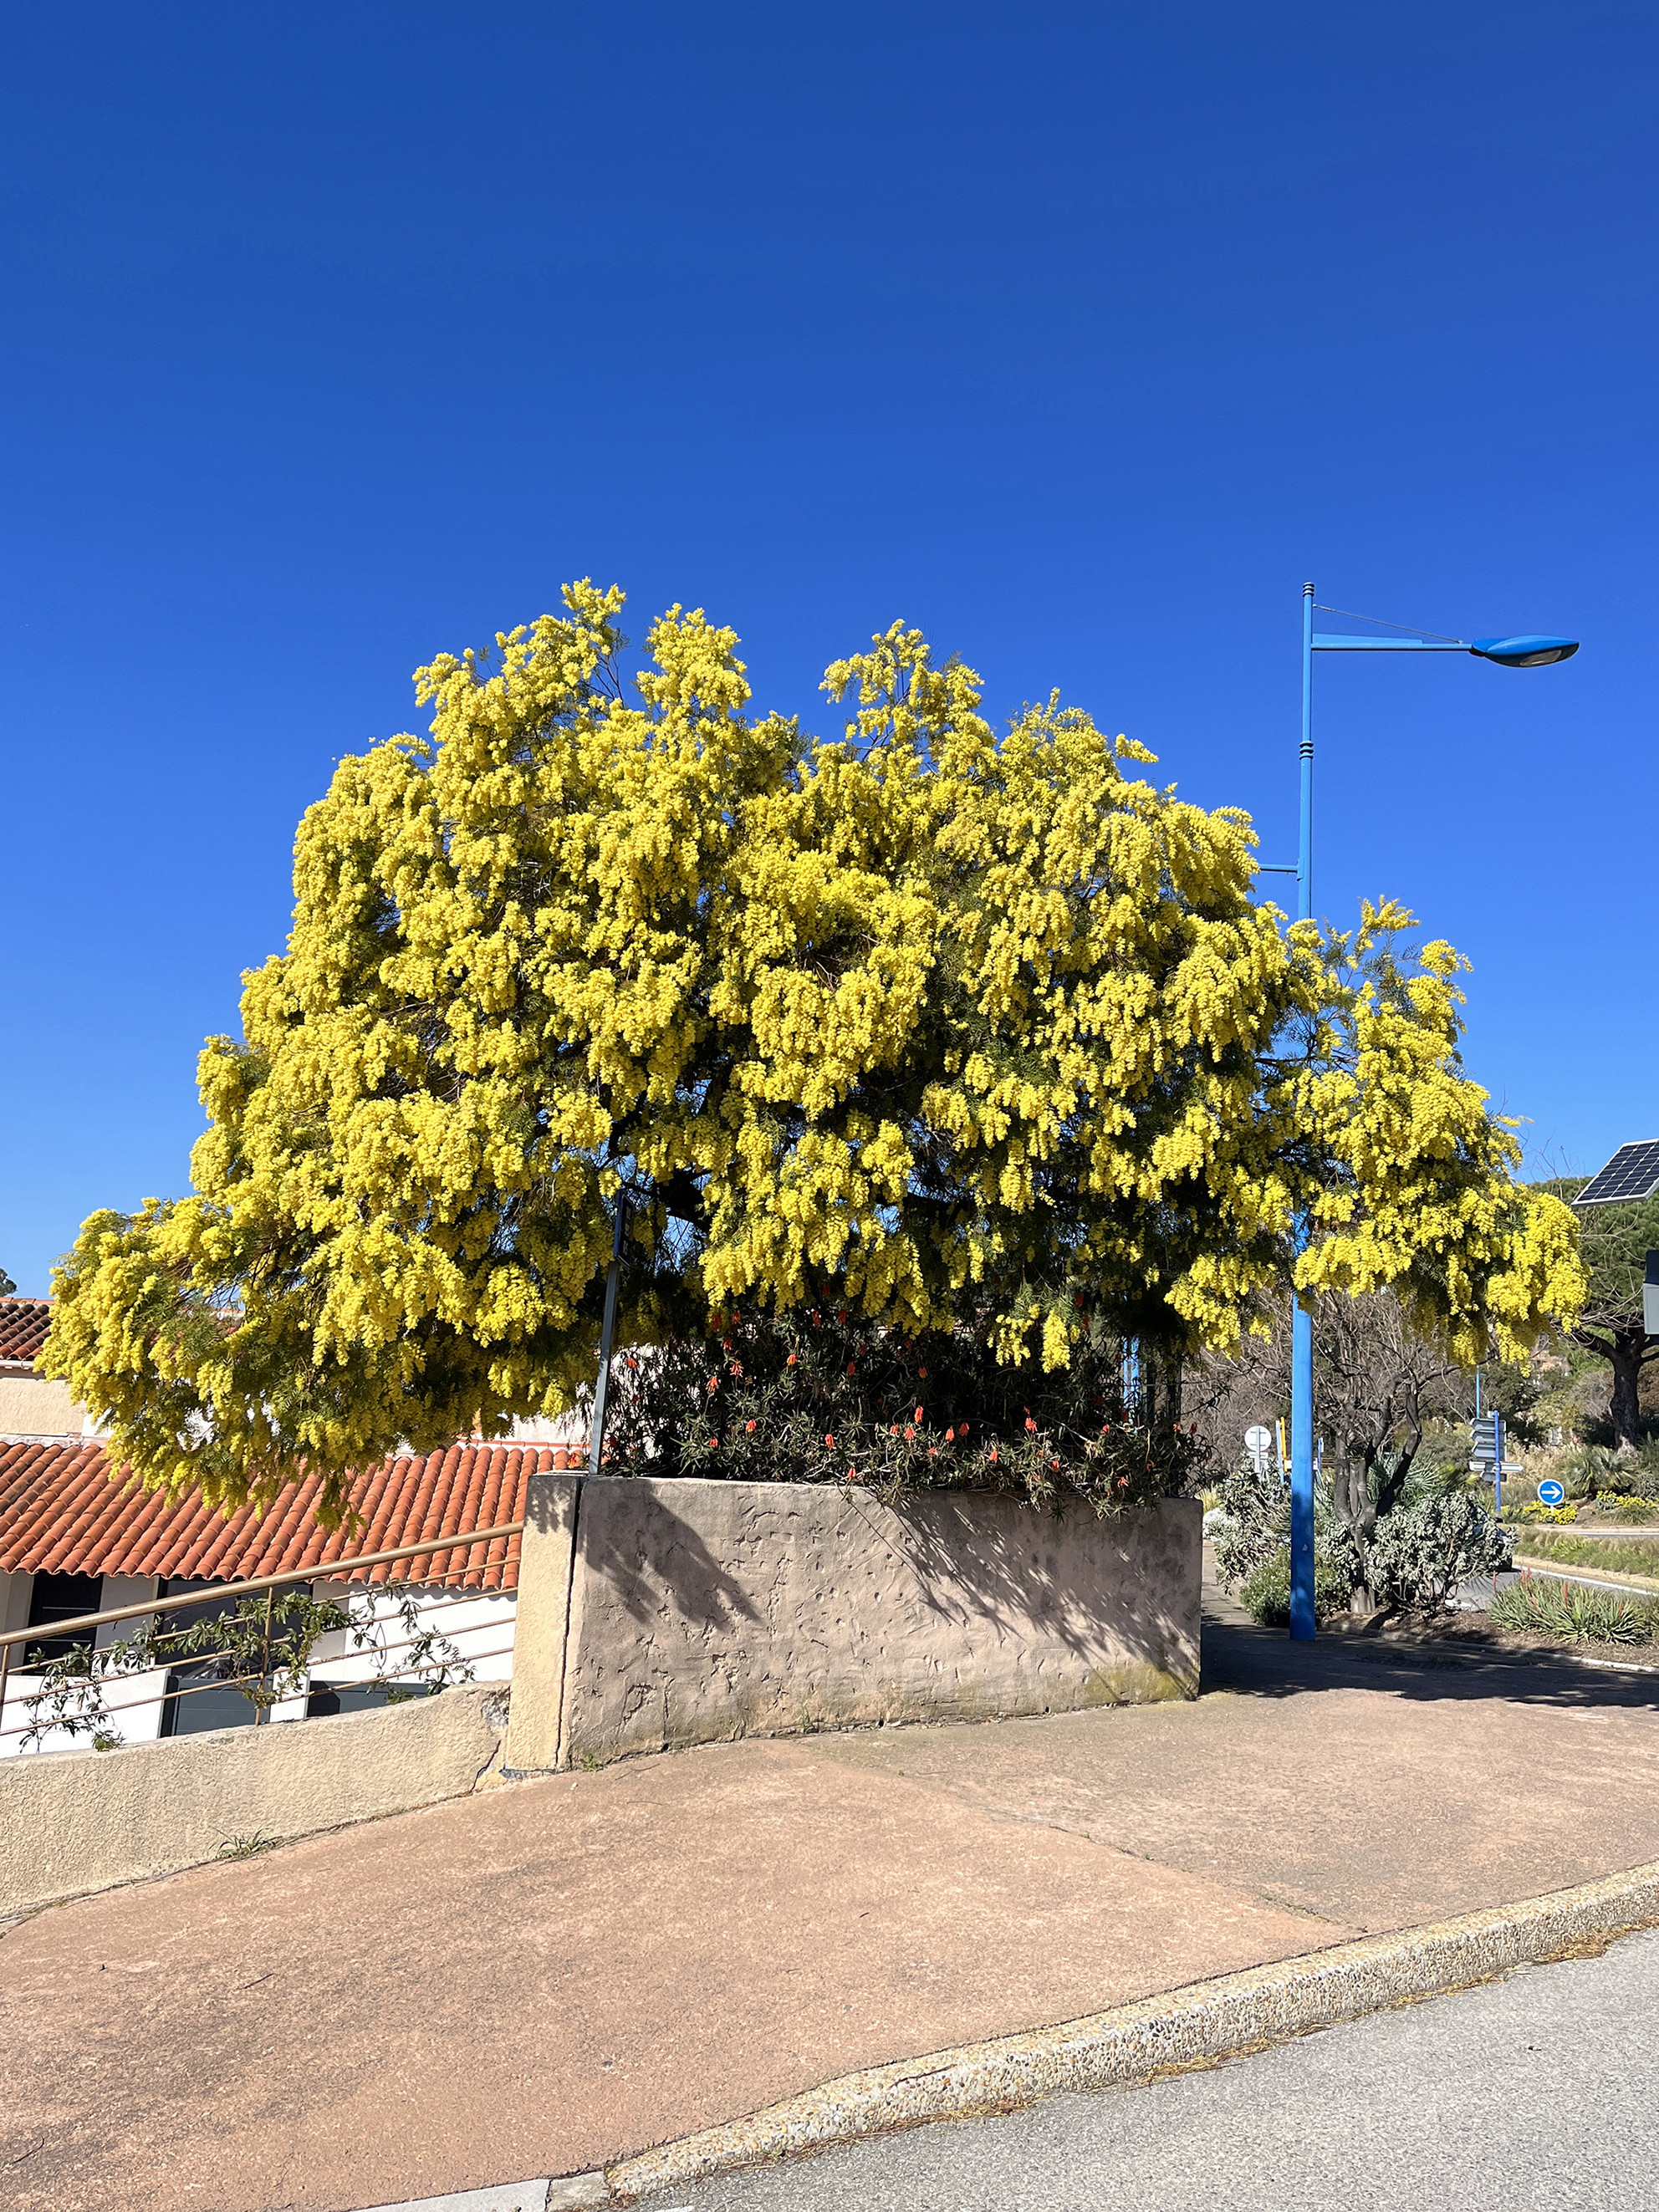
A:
1610 1330 1646 1453
1333 1452 1376 1611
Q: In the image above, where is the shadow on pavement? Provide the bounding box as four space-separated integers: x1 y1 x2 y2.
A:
1201 1605 1659 1714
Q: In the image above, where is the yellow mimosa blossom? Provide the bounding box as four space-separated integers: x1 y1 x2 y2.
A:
45 587 1584 1521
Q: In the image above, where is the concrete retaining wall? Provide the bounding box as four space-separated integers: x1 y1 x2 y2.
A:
3 1480 1197 1913
506 1478 1198 1772
0 1683 508 1919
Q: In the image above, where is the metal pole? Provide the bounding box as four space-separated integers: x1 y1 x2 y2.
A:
588 1194 629 1475
1494 1409 1504 1521
1289 582 1317 1640
257 1584 275 1724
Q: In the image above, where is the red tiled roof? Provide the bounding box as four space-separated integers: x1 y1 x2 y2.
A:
0 1440 583 1593
0 1298 54 1373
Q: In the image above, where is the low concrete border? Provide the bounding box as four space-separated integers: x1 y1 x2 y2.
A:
0 1683 509 1920
600 1856 1659 2203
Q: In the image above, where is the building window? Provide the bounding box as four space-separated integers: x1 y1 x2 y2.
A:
156 1579 258 1735
306 1679 436 1718
23 1572 101 1667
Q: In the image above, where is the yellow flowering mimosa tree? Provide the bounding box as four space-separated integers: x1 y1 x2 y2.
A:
47 584 1584 1521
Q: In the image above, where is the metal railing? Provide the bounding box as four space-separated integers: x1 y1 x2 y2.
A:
0 1518 523 1749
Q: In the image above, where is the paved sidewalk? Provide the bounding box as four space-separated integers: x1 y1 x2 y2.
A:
654 1927 1659 2212
5 1606 1659 2212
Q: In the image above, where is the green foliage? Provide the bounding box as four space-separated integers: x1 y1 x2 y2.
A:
1216 1452 1509 1613
18 1585 472 1749
1411 1418 1478 1489
1471 1358 1546 1449
1547 1184 1659 1333
1238 1547 1350 1626
607 1298 1201 1512
1512 1530 1659 1579
1541 1178 1659 1450
1488 1572 1659 1646
1211 1460 1358 1598
1556 1444 1637 1499
1364 1490 1512 1608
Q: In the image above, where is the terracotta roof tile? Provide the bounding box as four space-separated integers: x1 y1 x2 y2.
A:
0 1440 584 1593
0 1298 54 1372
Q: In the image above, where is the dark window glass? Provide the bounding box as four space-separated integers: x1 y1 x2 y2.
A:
306 1679 436 1719
156 1580 258 1735
23 1572 102 1667
160 1669 258 1735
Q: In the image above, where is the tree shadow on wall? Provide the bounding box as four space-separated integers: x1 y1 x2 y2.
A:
573 1477 760 1632
835 1486 1195 1673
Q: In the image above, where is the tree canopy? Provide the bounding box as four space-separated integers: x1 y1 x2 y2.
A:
1545 1180 1659 1450
47 584 1585 1521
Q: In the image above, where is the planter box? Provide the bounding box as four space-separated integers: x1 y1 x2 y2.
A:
505 1477 1199 1772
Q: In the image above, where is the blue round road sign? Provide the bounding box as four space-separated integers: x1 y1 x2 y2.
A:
1538 1480 1565 1507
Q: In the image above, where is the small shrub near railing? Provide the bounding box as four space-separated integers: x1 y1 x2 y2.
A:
12 1583 475 1751
1488 1572 1659 1647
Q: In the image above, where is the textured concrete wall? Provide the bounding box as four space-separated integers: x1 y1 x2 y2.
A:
538 1481 1197 1769
502 1470 580 1774
0 1682 507 1918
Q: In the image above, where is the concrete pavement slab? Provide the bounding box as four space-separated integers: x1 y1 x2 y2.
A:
809 1613 1659 1929
5 1612 1659 2212
0 1729 1334 2212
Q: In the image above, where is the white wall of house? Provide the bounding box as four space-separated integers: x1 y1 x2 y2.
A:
1 1568 169 1756
0 1567 516 1753
0 1370 100 1438
306 1579 517 1690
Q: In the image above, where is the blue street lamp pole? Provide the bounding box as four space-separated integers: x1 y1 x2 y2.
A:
1285 587 1577 1640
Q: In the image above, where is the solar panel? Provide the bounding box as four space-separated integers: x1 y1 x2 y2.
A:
1573 1140 1659 1206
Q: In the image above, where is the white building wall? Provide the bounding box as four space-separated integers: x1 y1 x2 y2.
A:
1 1572 170 1756
0 1569 516 1753
307 1579 517 1688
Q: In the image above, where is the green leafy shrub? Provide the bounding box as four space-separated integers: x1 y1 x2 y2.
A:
1488 1572 1659 1645
1211 1462 1357 1593
607 1300 1202 1513
1559 1445 1634 1499
19 1585 472 1749
1238 1547 1350 1626
1365 1490 1512 1608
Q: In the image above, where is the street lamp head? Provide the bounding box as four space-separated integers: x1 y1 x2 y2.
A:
1469 635 1580 668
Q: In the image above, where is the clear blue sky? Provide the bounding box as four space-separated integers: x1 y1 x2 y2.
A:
3 2 1654 1296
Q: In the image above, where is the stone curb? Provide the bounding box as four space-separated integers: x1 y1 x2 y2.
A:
600 1856 1659 2203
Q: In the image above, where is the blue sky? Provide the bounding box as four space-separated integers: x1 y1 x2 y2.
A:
3 2 1654 1295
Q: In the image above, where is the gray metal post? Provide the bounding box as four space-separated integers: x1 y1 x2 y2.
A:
588 1196 629 1475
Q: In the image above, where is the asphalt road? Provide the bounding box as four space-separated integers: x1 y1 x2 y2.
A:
636 1926 1659 2212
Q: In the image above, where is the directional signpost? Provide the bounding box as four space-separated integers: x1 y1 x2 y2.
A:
1470 1410 1506 1516
1646 1251 1659 1341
